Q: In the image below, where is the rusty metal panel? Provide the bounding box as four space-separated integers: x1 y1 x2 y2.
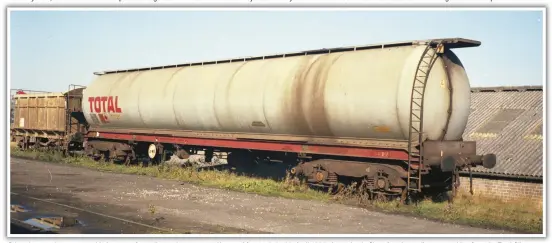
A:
83 41 473 143
37 98 45 130
423 140 477 158
463 87 543 178
14 98 27 128
66 88 84 112
28 97 37 129
64 86 88 135
12 92 66 132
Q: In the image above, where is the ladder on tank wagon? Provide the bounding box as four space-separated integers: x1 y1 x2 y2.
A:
406 41 444 197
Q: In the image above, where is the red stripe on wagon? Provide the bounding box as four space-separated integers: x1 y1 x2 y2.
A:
88 131 409 161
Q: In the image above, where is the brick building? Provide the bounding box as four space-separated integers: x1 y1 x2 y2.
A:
458 85 543 202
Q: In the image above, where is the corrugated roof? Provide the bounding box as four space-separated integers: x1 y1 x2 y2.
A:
462 85 544 179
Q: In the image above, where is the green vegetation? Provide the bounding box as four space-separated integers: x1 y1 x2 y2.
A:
10 147 543 234
372 192 542 234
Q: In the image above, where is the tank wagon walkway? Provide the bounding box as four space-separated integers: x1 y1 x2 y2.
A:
10 157 511 234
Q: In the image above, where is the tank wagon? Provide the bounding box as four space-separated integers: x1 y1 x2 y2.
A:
77 38 497 201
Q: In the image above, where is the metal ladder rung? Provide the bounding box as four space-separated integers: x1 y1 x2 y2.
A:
412 92 423 98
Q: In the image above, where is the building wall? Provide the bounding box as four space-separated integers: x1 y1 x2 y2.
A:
458 175 542 202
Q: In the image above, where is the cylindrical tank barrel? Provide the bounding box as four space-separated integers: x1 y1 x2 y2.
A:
82 44 472 142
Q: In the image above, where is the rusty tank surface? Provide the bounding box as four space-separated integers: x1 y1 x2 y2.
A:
82 39 475 142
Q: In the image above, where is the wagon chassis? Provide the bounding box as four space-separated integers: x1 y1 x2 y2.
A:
83 125 495 202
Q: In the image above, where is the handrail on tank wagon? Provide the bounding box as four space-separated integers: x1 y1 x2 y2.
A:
92 38 481 76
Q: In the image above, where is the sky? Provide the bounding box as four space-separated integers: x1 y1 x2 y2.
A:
9 9 544 92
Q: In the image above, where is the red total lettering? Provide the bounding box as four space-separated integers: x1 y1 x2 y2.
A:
115 96 122 113
107 97 114 112
88 96 123 113
94 97 101 113
101 96 108 113
88 97 94 111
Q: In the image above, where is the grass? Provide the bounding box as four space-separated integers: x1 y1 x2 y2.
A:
9 146 543 234
371 191 543 234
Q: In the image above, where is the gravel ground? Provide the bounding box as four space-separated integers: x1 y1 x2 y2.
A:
9 157 513 234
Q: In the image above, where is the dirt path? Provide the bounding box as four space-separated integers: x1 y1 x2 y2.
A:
9 157 513 234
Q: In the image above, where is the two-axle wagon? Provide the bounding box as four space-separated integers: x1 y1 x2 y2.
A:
10 85 88 153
